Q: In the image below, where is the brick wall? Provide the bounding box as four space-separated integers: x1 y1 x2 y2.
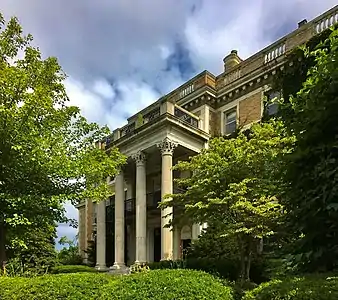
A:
209 110 221 136
239 91 262 127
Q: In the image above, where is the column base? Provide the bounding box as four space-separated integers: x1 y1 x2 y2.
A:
95 264 108 272
134 260 148 265
109 263 129 275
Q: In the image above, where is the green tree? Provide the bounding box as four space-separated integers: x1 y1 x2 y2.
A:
0 13 126 266
162 121 294 282
276 27 338 272
57 236 82 265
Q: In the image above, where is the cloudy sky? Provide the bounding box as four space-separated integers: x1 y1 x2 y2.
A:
1 0 336 248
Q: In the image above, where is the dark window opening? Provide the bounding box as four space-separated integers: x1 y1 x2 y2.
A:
265 90 281 117
224 110 237 134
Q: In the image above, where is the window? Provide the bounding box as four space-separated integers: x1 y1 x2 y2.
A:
224 109 237 134
266 90 281 116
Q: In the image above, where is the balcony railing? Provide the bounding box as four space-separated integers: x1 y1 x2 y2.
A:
120 122 135 137
124 191 162 215
174 106 199 128
105 99 201 147
143 107 160 122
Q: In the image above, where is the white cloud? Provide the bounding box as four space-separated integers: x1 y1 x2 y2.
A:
65 79 108 125
92 79 116 99
65 77 160 130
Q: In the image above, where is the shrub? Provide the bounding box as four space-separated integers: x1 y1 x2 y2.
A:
1 257 50 277
148 258 267 282
243 274 338 300
0 269 233 299
50 265 97 274
57 246 83 265
0 273 114 300
100 269 234 300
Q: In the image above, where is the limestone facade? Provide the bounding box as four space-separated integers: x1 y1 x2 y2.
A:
76 6 338 268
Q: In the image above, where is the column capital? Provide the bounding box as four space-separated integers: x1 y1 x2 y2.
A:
157 137 178 156
132 150 146 165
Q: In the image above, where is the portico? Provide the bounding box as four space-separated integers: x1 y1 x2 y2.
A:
95 107 209 270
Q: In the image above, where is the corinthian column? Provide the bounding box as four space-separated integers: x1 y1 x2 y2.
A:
157 137 178 260
132 151 147 264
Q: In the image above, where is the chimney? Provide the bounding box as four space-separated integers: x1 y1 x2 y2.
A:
223 50 242 72
298 19 307 28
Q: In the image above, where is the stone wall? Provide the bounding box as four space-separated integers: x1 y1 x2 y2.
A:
78 205 86 257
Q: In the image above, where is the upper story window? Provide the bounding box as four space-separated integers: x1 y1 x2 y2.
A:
224 109 237 134
265 90 281 116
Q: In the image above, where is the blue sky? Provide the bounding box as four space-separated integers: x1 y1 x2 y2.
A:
1 0 337 248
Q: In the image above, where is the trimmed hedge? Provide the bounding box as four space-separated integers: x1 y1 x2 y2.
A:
148 258 267 282
50 265 97 274
101 269 234 300
0 269 234 300
0 273 114 300
244 275 338 300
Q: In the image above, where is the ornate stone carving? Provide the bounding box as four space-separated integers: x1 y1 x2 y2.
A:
157 137 178 156
132 151 146 165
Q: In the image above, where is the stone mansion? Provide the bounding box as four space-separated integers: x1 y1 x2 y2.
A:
77 6 338 271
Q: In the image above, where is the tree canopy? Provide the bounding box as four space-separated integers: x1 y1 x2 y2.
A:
163 120 294 281
275 27 338 272
0 13 126 266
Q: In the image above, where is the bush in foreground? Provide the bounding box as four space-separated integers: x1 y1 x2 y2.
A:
244 274 338 300
0 273 114 300
50 265 97 274
101 269 234 300
0 269 234 300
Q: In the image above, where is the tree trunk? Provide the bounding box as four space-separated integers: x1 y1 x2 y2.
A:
239 238 253 285
239 241 246 285
0 221 7 271
245 249 252 281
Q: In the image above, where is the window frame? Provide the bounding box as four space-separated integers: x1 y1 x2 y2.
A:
265 90 281 117
224 108 237 134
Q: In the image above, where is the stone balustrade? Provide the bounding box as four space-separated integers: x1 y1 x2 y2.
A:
179 83 195 99
216 5 338 91
104 100 200 147
264 43 286 64
223 68 241 85
315 8 338 33
169 71 216 103
120 122 136 137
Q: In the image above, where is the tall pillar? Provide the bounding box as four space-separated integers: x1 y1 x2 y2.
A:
78 203 86 258
133 151 147 264
125 176 135 265
95 200 107 271
84 199 94 264
157 137 178 260
110 171 127 272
